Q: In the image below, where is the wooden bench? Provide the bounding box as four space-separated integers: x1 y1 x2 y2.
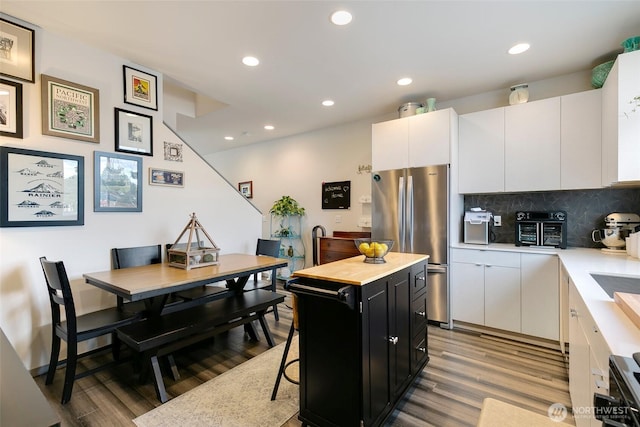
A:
116 289 285 402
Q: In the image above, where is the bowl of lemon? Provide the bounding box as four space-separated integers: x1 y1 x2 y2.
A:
354 239 394 264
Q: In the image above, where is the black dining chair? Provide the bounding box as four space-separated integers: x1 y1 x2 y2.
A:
244 238 282 320
39 256 141 404
111 244 163 314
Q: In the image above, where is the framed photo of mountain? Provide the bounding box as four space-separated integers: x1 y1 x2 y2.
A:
0 147 84 227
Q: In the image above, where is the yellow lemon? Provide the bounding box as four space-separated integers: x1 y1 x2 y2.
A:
380 243 388 252
358 242 370 253
374 245 385 257
365 248 375 257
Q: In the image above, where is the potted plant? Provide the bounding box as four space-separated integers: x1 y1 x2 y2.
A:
269 195 305 217
270 196 305 238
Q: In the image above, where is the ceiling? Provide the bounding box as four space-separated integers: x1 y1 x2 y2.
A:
3 1 640 155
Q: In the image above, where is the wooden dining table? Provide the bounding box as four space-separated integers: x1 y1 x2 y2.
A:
83 253 289 315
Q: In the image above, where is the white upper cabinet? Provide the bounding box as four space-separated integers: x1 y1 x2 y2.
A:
458 107 505 193
602 49 640 185
372 117 408 171
408 108 456 168
372 108 457 171
560 90 602 190
505 97 561 192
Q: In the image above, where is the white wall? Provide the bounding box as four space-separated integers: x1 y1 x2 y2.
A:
208 118 374 265
0 20 261 370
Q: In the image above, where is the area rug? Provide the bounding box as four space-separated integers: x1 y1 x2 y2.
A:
133 335 299 427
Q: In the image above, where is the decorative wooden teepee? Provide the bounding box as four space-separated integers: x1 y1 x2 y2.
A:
167 212 220 270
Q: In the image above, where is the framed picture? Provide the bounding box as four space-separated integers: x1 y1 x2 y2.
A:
163 141 183 162
0 79 23 138
94 151 142 212
149 168 184 187
115 108 153 156
41 74 100 143
238 181 253 198
0 147 84 227
123 65 158 110
0 18 35 83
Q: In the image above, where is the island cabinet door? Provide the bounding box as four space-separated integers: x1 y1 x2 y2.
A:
361 270 412 426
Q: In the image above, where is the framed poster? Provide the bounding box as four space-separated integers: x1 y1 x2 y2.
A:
163 141 183 162
0 79 23 138
123 65 158 110
94 151 142 212
0 17 35 83
149 168 184 187
41 74 100 143
322 180 350 209
238 181 252 198
0 147 84 227
115 108 153 156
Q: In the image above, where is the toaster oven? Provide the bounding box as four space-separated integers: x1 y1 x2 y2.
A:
515 211 567 249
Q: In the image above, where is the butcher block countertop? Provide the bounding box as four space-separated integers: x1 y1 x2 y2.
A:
292 252 428 286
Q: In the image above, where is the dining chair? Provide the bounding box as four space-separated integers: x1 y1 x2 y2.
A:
244 238 282 320
111 244 163 314
39 256 141 404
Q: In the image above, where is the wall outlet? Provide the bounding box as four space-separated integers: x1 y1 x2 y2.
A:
335 215 342 223
493 215 502 227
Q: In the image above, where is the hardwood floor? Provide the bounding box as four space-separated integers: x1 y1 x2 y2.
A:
34 290 575 426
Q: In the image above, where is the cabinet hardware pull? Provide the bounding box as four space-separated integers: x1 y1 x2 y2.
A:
417 347 426 353
388 336 398 345
416 310 426 318
570 309 577 317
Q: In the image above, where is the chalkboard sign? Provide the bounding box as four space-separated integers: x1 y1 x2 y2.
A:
322 181 351 210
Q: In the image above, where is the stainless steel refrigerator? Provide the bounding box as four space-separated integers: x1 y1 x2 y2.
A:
372 164 450 326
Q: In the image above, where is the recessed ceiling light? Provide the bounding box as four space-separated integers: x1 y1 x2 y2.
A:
322 100 335 107
330 10 352 26
242 56 260 66
224 136 234 141
397 77 412 86
508 43 530 55
264 125 274 130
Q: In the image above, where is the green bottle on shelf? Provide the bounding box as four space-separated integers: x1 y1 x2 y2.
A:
287 245 294 257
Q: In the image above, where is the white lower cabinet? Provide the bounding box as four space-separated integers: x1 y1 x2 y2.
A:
568 277 610 427
451 248 560 341
484 265 521 333
521 253 559 340
451 248 520 332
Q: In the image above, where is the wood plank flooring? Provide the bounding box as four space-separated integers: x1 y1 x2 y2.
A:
33 289 575 426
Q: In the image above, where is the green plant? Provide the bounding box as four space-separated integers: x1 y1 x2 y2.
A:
269 195 305 217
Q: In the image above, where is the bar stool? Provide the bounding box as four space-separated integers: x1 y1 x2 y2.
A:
271 294 299 400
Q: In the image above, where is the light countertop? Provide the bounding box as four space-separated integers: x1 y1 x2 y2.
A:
453 242 640 357
292 252 428 285
557 247 640 357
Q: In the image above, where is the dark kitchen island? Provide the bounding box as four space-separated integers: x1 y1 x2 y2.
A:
288 252 428 427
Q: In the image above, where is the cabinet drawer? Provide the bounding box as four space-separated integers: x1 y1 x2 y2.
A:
412 297 428 334
451 248 520 268
412 262 427 298
412 332 428 374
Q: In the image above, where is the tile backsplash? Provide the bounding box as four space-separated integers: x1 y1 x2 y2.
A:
464 188 640 248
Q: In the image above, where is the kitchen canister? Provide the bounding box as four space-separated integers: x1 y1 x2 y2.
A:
398 102 423 118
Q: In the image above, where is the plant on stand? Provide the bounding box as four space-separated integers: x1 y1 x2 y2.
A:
270 195 305 237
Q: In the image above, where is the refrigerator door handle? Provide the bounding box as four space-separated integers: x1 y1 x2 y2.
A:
398 176 405 252
407 174 414 253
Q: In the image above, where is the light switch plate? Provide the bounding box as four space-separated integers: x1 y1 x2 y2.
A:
494 215 502 226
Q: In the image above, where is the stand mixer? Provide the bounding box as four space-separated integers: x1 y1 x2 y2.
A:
591 212 640 253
